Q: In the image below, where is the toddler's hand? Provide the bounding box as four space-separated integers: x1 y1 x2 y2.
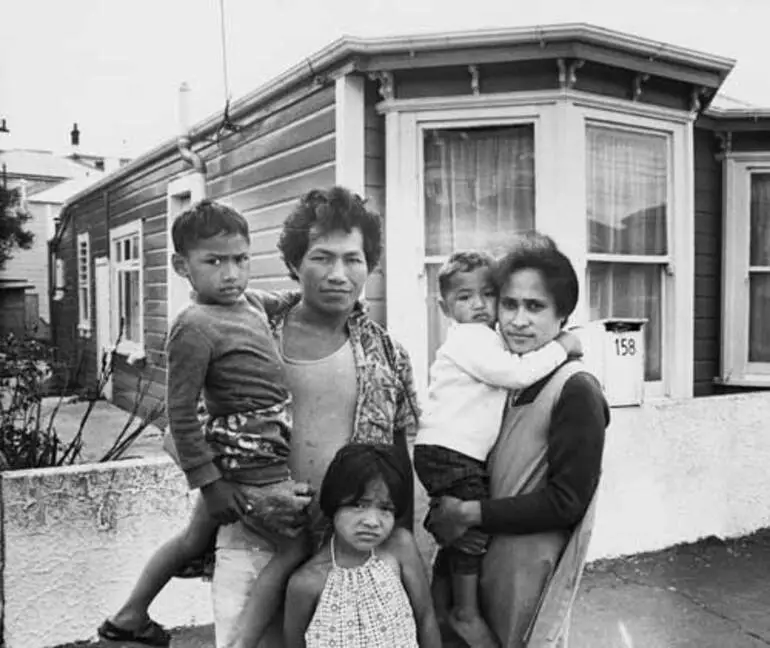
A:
557 330 584 358
252 480 315 538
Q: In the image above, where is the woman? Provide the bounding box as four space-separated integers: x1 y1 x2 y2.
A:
429 232 609 647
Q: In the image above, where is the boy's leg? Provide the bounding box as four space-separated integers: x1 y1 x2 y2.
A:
106 494 217 631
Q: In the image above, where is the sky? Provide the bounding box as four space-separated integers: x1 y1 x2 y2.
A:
2 0 770 159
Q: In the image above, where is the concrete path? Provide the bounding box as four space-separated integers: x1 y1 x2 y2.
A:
55 528 770 648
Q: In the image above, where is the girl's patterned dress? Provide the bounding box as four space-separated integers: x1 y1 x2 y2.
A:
305 535 419 648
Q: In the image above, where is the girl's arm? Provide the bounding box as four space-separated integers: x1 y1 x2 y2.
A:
390 528 442 648
283 567 322 648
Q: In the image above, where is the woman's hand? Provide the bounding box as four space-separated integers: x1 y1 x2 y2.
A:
427 496 481 545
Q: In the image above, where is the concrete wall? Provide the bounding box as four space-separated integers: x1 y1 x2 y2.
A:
588 390 770 561
0 457 212 648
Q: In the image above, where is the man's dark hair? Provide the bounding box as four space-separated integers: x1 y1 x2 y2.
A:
171 199 249 255
437 250 496 300
277 186 382 280
493 231 579 321
319 443 410 521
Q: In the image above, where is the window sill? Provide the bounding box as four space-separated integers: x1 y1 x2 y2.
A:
714 376 770 389
113 341 146 365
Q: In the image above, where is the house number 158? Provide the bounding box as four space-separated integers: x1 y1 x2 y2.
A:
614 337 637 357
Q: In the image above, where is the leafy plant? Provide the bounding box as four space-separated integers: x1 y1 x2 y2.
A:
0 330 164 471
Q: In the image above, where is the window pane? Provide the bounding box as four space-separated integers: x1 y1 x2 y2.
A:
424 125 535 256
588 262 662 381
123 270 141 342
749 274 770 362
587 126 667 255
115 241 122 263
750 174 770 266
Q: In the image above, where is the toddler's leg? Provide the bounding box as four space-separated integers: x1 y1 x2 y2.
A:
447 550 499 648
229 534 310 648
108 494 217 630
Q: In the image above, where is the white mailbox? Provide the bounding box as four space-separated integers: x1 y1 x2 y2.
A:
579 318 647 407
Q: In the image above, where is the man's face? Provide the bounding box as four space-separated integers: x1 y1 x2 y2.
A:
172 233 250 306
294 227 369 316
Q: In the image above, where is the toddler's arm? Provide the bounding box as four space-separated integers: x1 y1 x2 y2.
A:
441 323 567 390
390 528 442 648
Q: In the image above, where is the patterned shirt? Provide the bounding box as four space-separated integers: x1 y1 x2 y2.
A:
254 289 421 451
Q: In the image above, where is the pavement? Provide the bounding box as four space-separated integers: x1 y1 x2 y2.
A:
54 527 770 648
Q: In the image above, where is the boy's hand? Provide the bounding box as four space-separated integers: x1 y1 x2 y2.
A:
557 330 584 358
200 479 250 525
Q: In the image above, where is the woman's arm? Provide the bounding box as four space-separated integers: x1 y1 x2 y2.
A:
479 372 609 534
283 567 323 648
390 529 442 648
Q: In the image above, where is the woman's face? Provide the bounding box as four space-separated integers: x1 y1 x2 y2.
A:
294 226 369 317
497 268 563 355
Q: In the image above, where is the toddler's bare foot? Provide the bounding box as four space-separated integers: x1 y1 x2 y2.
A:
447 610 499 648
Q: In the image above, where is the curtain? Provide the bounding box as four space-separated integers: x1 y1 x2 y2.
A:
749 174 770 363
586 125 667 381
423 126 535 364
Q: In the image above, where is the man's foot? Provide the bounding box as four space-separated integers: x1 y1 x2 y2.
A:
97 618 171 647
447 611 499 648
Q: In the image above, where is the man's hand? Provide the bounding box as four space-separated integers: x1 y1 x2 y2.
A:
426 496 474 545
200 479 249 525
557 330 584 359
246 480 315 539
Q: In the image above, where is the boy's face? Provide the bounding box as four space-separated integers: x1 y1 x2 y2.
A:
172 232 250 306
439 266 497 327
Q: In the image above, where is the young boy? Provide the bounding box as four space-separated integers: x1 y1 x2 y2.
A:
413 250 581 648
99 200 310 648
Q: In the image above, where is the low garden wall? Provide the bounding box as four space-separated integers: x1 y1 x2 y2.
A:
2 390 770 646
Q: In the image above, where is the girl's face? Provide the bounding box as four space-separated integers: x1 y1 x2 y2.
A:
333 477 396 555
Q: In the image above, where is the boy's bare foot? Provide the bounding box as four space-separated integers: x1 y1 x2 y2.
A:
447 610 499 648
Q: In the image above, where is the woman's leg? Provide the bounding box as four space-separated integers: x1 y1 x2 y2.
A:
109 494 217 629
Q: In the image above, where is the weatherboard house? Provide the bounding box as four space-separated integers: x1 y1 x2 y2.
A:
51 23 770 559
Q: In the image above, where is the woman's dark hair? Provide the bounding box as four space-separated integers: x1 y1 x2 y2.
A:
319 444 410 520
277 186 383 280
493 231 579 321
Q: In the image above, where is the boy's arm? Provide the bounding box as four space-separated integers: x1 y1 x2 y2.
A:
442 324 567 389
283 569 322 648
166 319 221 490
391 529 442 648
244 288 299 318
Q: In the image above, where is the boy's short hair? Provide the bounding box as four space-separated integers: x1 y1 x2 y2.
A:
437 250 496 300
319 443 410 521
171 199 249 255
277 186 382 280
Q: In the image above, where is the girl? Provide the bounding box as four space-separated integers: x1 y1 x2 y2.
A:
283 444 441 648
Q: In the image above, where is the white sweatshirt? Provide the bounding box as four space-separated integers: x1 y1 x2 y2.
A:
415 323 567 462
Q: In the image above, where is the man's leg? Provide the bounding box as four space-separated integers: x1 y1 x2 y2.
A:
212 521 282 648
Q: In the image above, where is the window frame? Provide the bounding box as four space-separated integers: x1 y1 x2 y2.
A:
381 89 695 401
76 231 92 336
110 220 144 356
721 151 770 386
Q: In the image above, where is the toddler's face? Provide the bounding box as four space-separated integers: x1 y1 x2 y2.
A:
333 477 395 555
440 267 497 327
173 232 250 306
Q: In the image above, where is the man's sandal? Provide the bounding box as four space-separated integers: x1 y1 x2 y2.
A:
97 618 171 647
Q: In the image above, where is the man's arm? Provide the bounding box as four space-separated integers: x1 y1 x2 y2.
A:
442 324 567 389
390 528 442 648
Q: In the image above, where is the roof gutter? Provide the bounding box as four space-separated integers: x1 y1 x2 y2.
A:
56 23 737 216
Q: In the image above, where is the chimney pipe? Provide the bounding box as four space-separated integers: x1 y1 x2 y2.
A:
176 82 206 174
70 123 80 147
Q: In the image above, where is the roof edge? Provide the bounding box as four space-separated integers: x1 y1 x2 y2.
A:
58 23 737 217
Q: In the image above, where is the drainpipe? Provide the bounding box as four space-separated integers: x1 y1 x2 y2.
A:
176 82 206 174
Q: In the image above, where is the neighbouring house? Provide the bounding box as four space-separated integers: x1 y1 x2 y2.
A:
50 23 770 559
